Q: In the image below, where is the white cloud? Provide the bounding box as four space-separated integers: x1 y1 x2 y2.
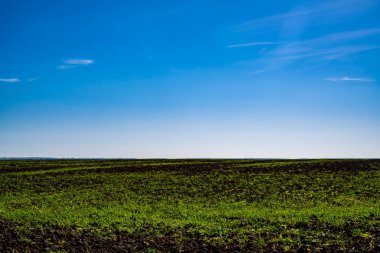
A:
227 42 279 48
64 59 94 65
325 77 375 82
0 78 20 83
58 59 94 70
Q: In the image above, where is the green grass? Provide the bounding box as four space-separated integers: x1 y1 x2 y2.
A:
1 159 379 252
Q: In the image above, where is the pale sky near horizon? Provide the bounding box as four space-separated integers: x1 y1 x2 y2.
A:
1 0 380 158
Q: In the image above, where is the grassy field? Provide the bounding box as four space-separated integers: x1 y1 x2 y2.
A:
0 159 379 252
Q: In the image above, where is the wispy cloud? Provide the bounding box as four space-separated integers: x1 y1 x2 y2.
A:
235 28 380 59
57 65 75 70
229 0 379 76
64 59 94 65
248 68 272 75
235 0 375 31
227 42 279 48
0 78 20 83
325 77 375 82
266 45 379 61
58 58 94 70
304 28 380 46
28 77 39 82
233 29 380 74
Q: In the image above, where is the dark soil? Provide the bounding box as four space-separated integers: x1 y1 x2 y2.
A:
1 218 379 253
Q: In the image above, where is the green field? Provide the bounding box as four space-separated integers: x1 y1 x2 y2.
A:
1 159 379 252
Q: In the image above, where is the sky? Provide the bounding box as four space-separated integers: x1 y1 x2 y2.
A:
1 0 380 158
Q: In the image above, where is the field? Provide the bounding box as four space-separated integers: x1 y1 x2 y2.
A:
0 159 379 252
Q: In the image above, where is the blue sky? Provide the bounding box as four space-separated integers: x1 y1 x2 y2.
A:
1 0 380 158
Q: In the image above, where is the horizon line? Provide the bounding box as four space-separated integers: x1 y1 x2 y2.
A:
1 157 378 160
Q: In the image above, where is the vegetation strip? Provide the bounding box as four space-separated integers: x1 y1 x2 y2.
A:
1 159 379 252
